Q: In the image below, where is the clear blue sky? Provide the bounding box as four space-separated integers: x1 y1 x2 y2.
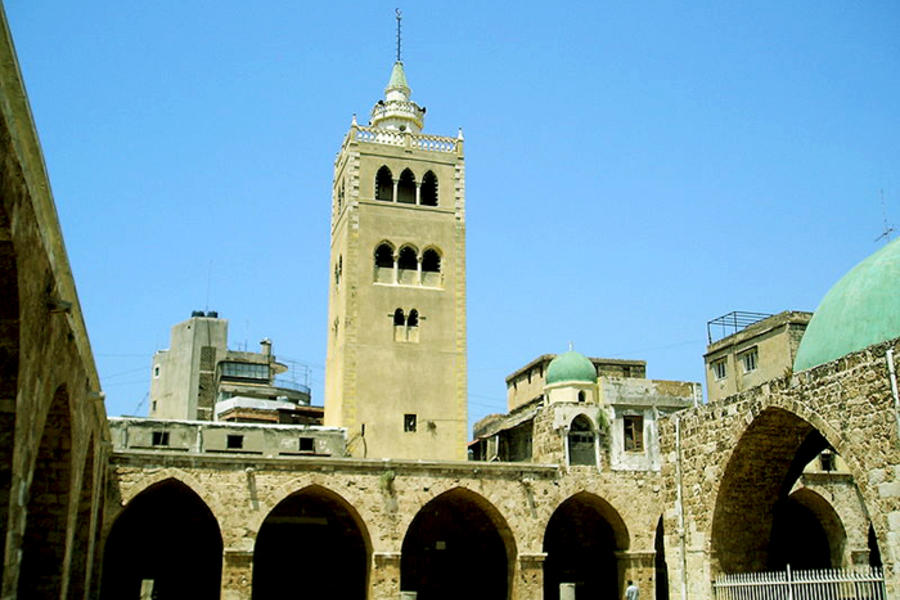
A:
6 2 899 433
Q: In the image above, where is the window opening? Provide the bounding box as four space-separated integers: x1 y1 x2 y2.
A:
226 434 244 450
397 168 416 204
394 308 405 326
819 451 836 472
407 309 419 327
741 348 758 373
375 166 393 201
420 171 438 206
422 249 441 273
712 359 727 380
578 391 586 403
398 246 417 270
151 431 169 446
404 414 417 432
624 416 644 452
568 415 595 466
153 365 160 378
375 244 394 268
299 437 314 452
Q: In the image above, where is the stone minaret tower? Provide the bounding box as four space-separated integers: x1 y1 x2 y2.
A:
324 56 467 460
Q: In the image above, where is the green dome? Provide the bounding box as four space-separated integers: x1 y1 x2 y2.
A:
546 351 597 384
794 237 900 372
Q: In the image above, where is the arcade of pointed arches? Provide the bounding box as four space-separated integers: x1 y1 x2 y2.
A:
375 165 439 206
373 241 442 287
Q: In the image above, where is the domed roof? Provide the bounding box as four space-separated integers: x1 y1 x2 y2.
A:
793 237 900 372
546 351 596 385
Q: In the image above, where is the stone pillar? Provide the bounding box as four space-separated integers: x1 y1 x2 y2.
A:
392 253 399 285
372 551 402 599
392 180 398 203
515 552 546 600
221 549 253 600
415 182 421 205
616 551 655 600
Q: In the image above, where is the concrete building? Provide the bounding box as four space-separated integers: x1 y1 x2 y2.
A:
704 310 812 403
150 312 317 424
324 60 468 460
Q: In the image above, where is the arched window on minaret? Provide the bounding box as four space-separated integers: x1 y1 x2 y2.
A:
393 308 406 341
375 166 394 201
422 248 442 287
374 243 395 283
397 169 416 204
407 309 420 342
393 308 405 326
397 246 418 285
420 171 438 206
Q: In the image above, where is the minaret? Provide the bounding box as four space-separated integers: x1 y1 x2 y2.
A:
324 16 467 460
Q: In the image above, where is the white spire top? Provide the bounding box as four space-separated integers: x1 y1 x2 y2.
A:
369 11 425 132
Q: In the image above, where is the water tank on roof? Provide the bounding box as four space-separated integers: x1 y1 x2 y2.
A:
191 310 204 317
207 310 219 318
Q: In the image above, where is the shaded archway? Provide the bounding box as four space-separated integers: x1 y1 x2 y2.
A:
101 478 223 599
375 166 393 201
711 407 834 573
768 487 844 570
18 386 72 598
253 485 370 599
567 414 596 466
401 488 514 599
68 438 96 600
420 171 438 206
655 516 669 600
397 168 416 204
0 206 16 586
543 492 629 600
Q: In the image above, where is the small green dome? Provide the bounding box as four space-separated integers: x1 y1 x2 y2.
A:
794 237 900 372
546 351 596 384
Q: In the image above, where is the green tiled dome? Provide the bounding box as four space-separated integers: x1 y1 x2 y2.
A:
794 237 900 371
546 351 596 384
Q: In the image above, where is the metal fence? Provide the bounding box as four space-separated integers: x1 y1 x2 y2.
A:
713 566 886 600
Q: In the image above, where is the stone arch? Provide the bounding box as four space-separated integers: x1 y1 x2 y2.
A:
375 165 393 201
420 170 438 206
397 167 416 204
0 204 16 586
786 487 847 568
252 483 372 599
397 245 418 285
101 477 223 599
18 385 73 598
542 491 630 600
401 486 517 599
568 414 596 466
710 406 842 573
68 436 96 600
117 467 219 517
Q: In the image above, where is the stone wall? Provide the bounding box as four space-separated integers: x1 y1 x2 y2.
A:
0 10 110 598
659 337 900 599
106 453 669 599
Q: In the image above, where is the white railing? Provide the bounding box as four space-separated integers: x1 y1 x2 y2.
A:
713 566 886 600
352 125 458 153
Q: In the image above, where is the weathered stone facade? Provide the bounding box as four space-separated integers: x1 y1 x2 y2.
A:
659 337 900 598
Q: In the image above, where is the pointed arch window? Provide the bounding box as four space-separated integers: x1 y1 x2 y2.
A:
422 248 442 287
393 308 420 342
397 246 418 285
375 166 393 202
374 243 395 284
420 171 438 206
397 169 416 204
568 415 596 466
393 308 405 326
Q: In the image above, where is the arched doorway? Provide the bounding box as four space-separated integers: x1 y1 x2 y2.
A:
253 485 370 599
711 407 847 573
0 206 17 586
101 479 223 599
543 492 628 600
18 387 72 598
401 488 514 599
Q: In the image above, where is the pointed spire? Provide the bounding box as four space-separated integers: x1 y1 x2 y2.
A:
368 10 425 132
385 61 411 100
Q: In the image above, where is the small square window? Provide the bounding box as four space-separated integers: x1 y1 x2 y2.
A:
299 437 314 452
404 414 417 432
712 360 727 380
151 431 169 446
623 416 644 452
820 451 836 472
226 434 244 449
741 348 758 373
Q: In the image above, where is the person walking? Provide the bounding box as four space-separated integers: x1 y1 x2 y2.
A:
625 580 639 600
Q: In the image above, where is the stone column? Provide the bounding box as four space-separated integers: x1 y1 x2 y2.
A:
372 551 402 599
515 552 546 600
392 180 398 203
615 551 655 600
392 252 399 285
220 549 253 600
415 182 421 205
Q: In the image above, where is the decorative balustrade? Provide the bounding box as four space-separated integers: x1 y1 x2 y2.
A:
370 100 425 122
352 125 459 153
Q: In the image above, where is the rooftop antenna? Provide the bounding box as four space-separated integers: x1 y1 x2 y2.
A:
395 8 402 62
875 189 895 243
